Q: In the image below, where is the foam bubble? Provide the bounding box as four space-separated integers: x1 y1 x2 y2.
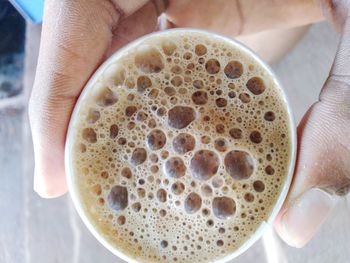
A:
131 148 147 166
82 128 97 143
224 151 254 180
224 61 243 79
184 192 202 214
229 128 242 139
86 109 100 124
95 87 118 107
108 185 128 211
168 106 196 129
109 124 119 139
172 133 195 154
195 44 207 56
212 197 236 220
246 77 266 95
134 46 164 73
190 150 219 181
146 129 167 150
171 181 185 195
205 59 221 74
192 91 208 105
164 157 186 178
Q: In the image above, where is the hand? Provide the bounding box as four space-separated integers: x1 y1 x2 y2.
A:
274 0 350 248
29 0 323 198
29 0 162 197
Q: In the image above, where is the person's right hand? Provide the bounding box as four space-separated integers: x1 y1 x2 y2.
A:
274 0 350 247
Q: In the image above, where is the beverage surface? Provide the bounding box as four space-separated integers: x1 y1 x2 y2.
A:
69 30 292 263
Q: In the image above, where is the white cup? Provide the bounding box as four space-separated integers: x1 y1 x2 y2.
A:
65 28 297 263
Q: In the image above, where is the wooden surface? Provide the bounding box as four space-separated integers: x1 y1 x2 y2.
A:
1 21 349 263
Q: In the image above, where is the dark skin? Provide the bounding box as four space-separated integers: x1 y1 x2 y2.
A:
29 0 350 248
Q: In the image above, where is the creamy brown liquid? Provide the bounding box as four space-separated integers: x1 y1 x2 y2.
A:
70 31 292 263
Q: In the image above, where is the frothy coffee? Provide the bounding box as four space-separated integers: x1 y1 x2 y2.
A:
68 30 292 263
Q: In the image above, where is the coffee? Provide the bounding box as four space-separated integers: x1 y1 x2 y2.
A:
68 30 293 263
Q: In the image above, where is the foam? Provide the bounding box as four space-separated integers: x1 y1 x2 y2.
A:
71 31 292 263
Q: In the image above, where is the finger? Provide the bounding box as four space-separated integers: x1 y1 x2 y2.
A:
274 14 350 247
165 0 323 37
28 0 149 198
108 1 161 55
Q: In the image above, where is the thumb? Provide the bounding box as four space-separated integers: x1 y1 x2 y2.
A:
28 0 150 198
274 13 350 247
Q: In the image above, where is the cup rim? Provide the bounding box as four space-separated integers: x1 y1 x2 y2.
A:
65 28 297 263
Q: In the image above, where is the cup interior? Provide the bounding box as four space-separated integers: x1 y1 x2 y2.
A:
65 28 297 263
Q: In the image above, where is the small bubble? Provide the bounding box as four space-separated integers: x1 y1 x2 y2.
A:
239 93 251 103
246 77 266 95
107 185 128 211
172 133 195 154
148 88 159 99
244 192 255 202
216 240 224 247
249 131 262 144
125 106 137 117
224 150 254 180
171 76 183 87
228 91 236 98
117 215 126 225
184 192 202 214
201 135 211 144
265 165 275 175
171 181 185 195
86 109 100 124
192 91 208 105
201 184 213 196
136 111 148 122
131 148 147 166
224 61 243 79
121 167 132 179
216 98 227 107
264 111 275 121
146 129 167 150
82 128 97 143
195 44 207 56
205 59 221 74
214 138 227 152
212 196 236 220
135 46 164 73
216 124 225 134
171 65 182 74
161 240 168 248
109 124 119 139
190 150 219 181
168 106 196 129
95 87 118 107
183 52 192 60
164 86 176 96
193 80 204 89
164 157 186 178
132 202 141 212
157 189 167 202
162 40 177 56
229 128 242 139
253 180 265 192
212 176 224 188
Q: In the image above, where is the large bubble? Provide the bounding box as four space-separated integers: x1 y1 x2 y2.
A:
168 106 196 129
224 150 254 180
190 150 219 181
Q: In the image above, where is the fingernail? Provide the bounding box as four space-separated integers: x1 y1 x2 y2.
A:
280 188 336 248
